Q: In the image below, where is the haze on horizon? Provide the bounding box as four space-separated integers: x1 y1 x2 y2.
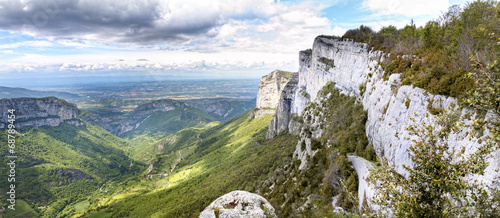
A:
0 0 470 87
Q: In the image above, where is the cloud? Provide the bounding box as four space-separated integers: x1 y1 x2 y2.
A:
0 40 53 49
0 0 346 77
0 0 279 45
363 0 449 17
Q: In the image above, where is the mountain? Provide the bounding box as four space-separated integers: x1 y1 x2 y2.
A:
82 108 297 217
183 97 256 121
0 97 144 217
0 86 80 102
113 99 217 137
82 33 498 217
264 36 500 210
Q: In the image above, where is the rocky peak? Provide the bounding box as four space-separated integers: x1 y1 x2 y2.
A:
256 70 294 109
251 70 295 119
0 96 84 129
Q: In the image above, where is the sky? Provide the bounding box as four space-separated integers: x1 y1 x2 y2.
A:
0 0 471 86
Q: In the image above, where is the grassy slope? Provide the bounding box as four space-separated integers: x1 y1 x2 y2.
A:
83 112 299 217
0 123 144 218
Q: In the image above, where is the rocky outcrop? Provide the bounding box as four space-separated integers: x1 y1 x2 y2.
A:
57 169 91 183
0 96 84 129
79 111 112 131
256 70 294 109
252 70 295 119
199 190 277 218
266 73 299 138
115 99 185 136
347 155 376 210
265 35 500 201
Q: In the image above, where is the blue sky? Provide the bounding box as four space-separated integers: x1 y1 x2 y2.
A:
0 0 470 85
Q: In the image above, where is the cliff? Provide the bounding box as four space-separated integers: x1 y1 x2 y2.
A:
266 72 299 138
261 36 500 207
0 96 84 129
251 70 295 119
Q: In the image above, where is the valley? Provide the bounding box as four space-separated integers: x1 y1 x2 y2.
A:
0 1 499 217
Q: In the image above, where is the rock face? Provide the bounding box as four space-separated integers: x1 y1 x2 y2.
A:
199 191 277 218
0 97 84 129
252 70 294 119
347 155 376 210
79 111 112 131
256 70 293 109
265 36 500 191
266 73 299 138
115 99 185 136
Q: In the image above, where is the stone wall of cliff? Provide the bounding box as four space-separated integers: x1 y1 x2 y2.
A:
251 70 294 119
263 36 500 191
0 96 84 129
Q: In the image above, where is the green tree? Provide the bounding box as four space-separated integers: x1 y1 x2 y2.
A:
367 110 498 217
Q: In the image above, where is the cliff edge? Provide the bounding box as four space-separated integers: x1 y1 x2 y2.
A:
0 96 84 129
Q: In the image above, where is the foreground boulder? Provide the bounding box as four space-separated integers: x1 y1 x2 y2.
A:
199 191 277 218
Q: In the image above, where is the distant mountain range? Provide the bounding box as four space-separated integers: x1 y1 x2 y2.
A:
0 86 80 102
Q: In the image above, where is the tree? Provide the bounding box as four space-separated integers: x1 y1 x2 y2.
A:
367 110 499 217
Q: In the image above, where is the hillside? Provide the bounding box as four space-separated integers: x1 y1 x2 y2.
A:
0 122 144 217
81 110 298 217
0 97 84 129
114 99 217 137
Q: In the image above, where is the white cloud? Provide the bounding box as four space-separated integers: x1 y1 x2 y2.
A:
0 41 53 49
331 25 347 37
363 0 449 17
0 0 345 77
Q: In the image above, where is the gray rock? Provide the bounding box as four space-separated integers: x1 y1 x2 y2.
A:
266 73 299 139
347 155 376 210
199 190 277 218
256 70 294 110
264 36 500 209
0 96 84 129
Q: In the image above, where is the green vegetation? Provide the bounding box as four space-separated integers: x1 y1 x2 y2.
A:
122 107 217 139
82 113 298 217
259 82 374 217
342 0 499 99
368 110 500 217
2 199 38 217
0 123 144 217
319 57 335 71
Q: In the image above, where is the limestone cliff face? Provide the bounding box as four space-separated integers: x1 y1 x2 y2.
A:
0 97 84 129
266 73 298 138
251 70 294 119
265 36 500 190
256 70 293 109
